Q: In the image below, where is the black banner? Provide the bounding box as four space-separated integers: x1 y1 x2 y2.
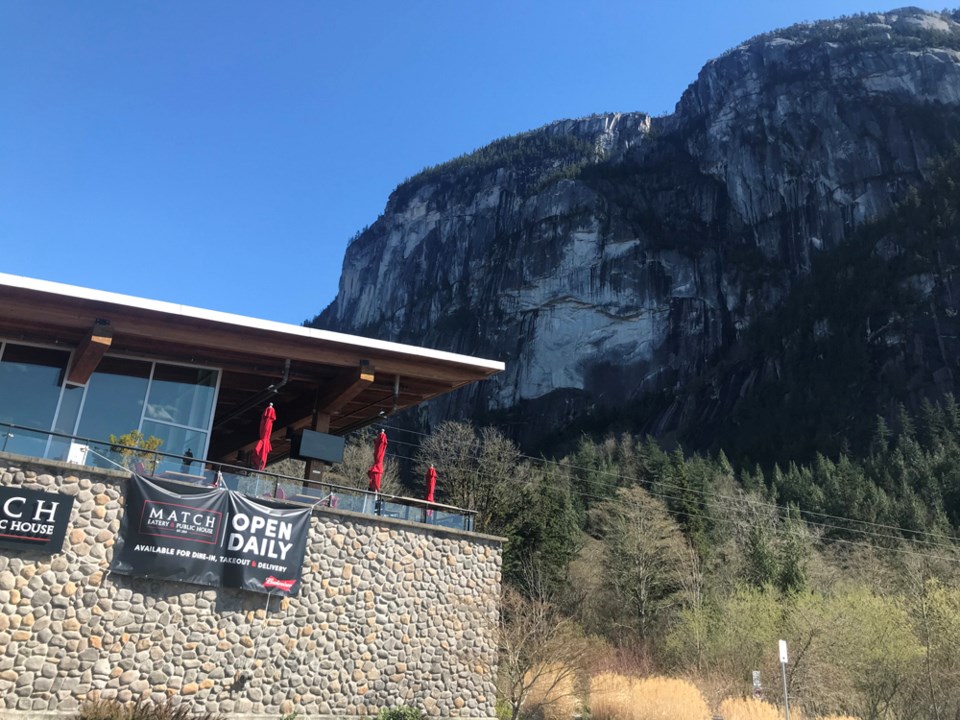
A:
0 485 74 552
111 476 228 588
111 475 310 596
223 492 311 594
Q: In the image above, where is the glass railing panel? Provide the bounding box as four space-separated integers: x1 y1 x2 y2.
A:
380 499 417 522
431 509 468 530
289 483 328 503
276 476 303 501
46 435 77 464
150 456 210 484
338 492 376 514
273 482 353 510
1 428 50 459
82 440 139 472
0 422 475 530
289 484 346 508
213 470 258 495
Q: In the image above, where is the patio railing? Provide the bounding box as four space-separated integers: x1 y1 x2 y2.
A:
0 422 475 532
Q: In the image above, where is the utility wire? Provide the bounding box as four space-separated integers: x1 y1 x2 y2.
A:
369 423 960 554
568 479 960 563
377 422 960 542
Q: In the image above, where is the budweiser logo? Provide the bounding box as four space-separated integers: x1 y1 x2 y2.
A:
263 575 296 592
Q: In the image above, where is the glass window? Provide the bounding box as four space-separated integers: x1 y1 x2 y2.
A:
76 356 151 444
0 344 69 457
0 343 220 465
47 383 86 461
145 364 217 429
53 383 84 436
140 420 207 470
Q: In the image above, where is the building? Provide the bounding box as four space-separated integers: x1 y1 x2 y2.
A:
0 273 506 719
0 272 503 487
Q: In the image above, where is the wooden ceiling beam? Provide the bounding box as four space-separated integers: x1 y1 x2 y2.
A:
66 320 112 386
315 361 376 416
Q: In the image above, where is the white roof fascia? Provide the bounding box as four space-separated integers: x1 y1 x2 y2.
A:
0 273 504 373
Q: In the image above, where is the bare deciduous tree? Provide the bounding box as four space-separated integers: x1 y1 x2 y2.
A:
416 421 525 531
589 485 688 643
498 566 593 720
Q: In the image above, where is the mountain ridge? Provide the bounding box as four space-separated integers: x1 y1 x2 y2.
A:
311 7 960 463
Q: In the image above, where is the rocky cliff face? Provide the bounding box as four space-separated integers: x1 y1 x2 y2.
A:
315 8 960 451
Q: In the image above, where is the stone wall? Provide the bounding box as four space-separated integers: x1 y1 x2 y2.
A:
0 456 502 720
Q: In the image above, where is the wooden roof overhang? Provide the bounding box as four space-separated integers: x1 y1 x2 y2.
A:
0 274 504 464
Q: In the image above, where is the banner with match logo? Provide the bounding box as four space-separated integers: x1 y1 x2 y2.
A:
111 474 310 596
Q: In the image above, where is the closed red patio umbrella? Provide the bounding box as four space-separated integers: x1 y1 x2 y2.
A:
367 430 387 493
425 465 436 503
425 465 437 519
252 403 276 471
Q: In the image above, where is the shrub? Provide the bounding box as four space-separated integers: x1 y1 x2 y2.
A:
523 663 578 720
717 697 781 720
632 677 710 720
375 707 423 720
77 700 222 720
589 673 634 720
589 673 710 720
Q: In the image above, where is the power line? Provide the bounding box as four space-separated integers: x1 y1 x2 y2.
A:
565 483 960 565
372 422 960 555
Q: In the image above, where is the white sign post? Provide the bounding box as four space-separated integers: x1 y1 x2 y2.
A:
779 639 790 720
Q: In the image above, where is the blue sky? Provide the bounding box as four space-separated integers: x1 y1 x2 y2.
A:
2 1 889 324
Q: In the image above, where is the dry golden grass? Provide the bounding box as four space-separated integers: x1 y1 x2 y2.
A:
523 664 578 720
589 673 710 720
589 672 634 720
717 697 781 720
817 716 861 720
